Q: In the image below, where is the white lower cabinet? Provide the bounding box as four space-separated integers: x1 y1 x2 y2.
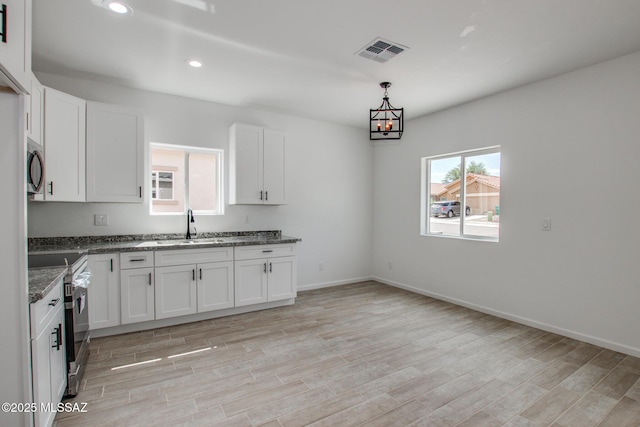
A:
155 247 234 319
267 256 297 301
120 252 154 324
30 278 66 427
198 261 234 312
234 259 269 306
88 244 296 333
120 267 154 324
234 244 297 307
88 254 120 329
155 264 198 319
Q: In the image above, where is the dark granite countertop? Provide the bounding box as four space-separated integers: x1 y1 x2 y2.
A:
29 231 301 255
28 231 301 303
28 267 67 304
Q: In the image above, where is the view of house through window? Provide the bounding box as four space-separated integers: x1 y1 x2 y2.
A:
422 147 500 240
150 143 223 215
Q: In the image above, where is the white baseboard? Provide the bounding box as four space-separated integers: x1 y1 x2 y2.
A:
373 276 640 358
298 276 373 291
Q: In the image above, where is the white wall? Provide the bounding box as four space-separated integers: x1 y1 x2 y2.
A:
28 72 374 289
0 92 31 427
31 51 640 357
372 51 640 356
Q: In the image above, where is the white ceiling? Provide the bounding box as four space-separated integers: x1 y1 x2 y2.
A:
32 0 640 128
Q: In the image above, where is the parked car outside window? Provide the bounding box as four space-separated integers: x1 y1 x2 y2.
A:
431 201 471 218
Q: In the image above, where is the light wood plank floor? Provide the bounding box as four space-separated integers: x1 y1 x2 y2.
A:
56 281 640 427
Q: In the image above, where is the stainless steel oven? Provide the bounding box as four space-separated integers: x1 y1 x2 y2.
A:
28 252 91 397
65 257 90 397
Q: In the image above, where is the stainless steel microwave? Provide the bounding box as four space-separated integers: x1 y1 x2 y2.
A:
27 139 44 194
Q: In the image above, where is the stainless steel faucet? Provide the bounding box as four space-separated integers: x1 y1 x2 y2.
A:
186 208 196 239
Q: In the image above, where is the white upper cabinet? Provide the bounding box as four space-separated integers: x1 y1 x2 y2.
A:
27 76 43 144
229 123 287 205
43 87 86 202
262 128 286 205
86 102 144 202
0 0 31 92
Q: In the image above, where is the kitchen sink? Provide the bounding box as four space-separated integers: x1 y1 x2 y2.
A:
135 238 227 248
135 241 174 247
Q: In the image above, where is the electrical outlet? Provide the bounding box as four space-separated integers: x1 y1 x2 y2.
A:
319 262 325 271
387 261 393 270
542 218 551 231
245 216 249 224
94 214 109 226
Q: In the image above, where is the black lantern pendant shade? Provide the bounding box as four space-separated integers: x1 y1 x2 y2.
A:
370 82 403 140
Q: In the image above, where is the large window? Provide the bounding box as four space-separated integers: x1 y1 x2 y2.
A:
421 147 501 241
150 143 223 215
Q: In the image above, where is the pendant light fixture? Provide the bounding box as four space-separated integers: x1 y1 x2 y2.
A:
370 82 403 140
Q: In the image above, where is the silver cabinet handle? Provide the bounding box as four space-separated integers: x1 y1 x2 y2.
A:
148 273 152 286
262 250 273 253
130 258 146 262
263 263 267 273
269 262 272 273
48 298 61 307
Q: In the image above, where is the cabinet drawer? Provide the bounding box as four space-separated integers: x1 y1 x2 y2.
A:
155 247 233 267
234 244 296 261
120 251 154 269
30 278 64 338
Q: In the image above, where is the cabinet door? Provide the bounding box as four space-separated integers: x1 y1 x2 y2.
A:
0 0 29 92
263 129 286 205
267 256 297 302
31 324 53 427
234 258 268 306
86 102 144 202
43 87 86 202
229 123 263 204
49 306 66 403
155 264 197 319
28 77 43 144
31 303 64 427
120 268 154 324
88 254 120 330
198 261 234 312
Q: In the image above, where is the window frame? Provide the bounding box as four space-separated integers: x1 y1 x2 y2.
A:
421 146 500 242
149 142 224 216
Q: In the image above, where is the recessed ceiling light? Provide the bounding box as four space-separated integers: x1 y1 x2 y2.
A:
187 59 203 68
102 0 133 15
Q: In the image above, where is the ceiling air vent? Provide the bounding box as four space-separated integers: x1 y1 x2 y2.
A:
356 38 409 63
